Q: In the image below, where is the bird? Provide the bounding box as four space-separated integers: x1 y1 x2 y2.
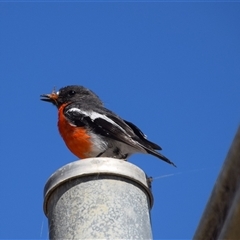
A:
40 85 176 167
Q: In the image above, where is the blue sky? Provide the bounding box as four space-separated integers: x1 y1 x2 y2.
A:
1 2 240 239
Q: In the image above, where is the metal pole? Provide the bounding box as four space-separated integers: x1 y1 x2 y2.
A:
43 157 153 240
193 126 240 240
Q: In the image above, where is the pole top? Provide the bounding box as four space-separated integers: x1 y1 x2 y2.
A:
43 157 154 216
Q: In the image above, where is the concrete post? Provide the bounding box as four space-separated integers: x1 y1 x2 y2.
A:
43 157 153 240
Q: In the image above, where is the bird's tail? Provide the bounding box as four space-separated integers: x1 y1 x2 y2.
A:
145 148 177 167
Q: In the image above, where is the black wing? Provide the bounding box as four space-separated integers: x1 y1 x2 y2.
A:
123 120 162 150
64 104 176 166
64 104 145 152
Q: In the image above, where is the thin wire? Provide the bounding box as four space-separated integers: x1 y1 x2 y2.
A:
153 167 217 180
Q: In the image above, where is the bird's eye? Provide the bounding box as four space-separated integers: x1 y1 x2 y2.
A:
68 90 76 96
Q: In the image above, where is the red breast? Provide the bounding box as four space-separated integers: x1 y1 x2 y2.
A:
57 104 92 159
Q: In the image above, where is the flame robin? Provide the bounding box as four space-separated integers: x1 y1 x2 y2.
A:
41 85 176 167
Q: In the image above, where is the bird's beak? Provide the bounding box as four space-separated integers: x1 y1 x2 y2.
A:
40 92 59 105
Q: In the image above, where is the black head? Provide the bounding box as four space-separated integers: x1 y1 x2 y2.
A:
40 85 103 108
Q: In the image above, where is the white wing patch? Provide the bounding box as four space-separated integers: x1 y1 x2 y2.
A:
67 108 127 133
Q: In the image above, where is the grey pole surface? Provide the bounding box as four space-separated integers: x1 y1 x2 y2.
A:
44 157 153 240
